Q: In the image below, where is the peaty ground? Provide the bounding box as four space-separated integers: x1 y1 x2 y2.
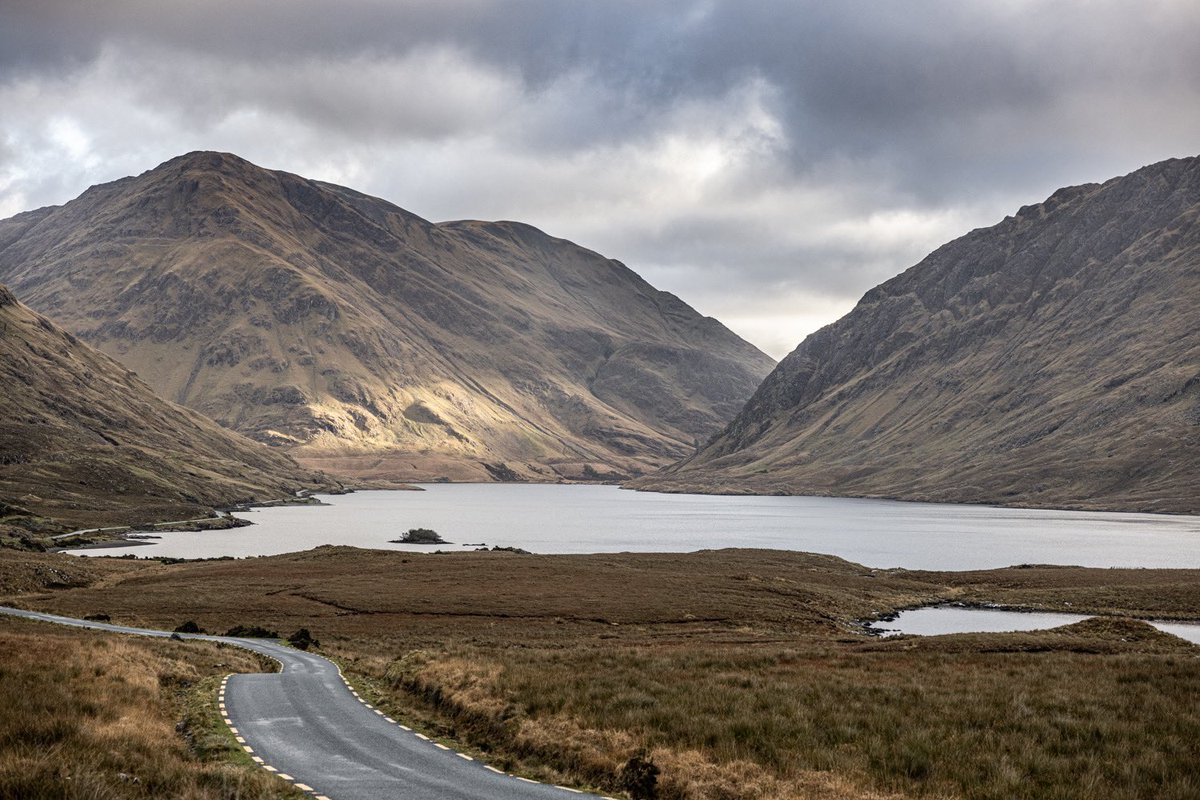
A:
4 546 1200 799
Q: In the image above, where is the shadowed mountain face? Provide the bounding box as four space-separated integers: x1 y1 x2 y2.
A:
0 284 336 530
0 152 774 482
636 156 1200 513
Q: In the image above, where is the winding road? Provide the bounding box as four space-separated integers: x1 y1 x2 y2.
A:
0 606 607 800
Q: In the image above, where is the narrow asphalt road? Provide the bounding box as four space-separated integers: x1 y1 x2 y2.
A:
0 606 607 800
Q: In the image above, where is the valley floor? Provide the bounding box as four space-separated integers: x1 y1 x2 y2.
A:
3 547 1199 799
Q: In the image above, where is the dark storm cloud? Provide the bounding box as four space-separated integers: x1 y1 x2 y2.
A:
3 1 1199 356
10 1 1198 192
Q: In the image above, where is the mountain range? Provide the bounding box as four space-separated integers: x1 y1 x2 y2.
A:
0 152 774 483
635 156 1200 513
4 150 1196 517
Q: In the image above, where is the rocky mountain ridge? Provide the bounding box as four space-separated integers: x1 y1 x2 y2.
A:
635 156 1200 513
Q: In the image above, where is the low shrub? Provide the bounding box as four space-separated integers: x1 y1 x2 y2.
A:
619 750 659 799
223 625 279 639
390 528 446 545
287 628 320 651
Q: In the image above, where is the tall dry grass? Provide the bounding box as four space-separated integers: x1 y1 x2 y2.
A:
0 617 299 799
341 622 1200 800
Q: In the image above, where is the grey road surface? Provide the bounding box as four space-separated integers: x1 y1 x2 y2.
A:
0 606 606 800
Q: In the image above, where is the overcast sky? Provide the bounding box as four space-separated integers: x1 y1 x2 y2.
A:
3 1 1199 357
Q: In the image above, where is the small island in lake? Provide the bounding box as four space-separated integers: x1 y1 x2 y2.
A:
390 527 448 545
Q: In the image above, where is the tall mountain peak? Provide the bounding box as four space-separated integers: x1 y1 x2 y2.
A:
0 153 774 482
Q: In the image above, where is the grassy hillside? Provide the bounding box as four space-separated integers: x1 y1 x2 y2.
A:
0 284 338 533
637 156 1200 513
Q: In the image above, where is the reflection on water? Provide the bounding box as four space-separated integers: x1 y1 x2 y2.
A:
1144 621 1200 645
876 605 1200 644
72 483 1200 571
874 606 1089 636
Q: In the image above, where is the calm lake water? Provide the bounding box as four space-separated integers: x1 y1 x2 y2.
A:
75 484 1200 570
875 605 1200 644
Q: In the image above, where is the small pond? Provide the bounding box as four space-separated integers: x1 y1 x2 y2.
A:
873 605 1200 644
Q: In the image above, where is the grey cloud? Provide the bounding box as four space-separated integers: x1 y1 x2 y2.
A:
603 213 959 304
125 46 523 143
9 2 1200 181
3 0 1199 355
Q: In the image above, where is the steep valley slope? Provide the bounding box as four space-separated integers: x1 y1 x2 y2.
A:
0 152 774 482
635 156 1200 513
0 283 336 532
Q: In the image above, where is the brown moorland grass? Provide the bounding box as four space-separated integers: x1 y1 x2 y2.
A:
0 615 302 799
9 548 943 640
0 548 146 596
341 619 1200 800
919 565 1200 620
6 547 1200 799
